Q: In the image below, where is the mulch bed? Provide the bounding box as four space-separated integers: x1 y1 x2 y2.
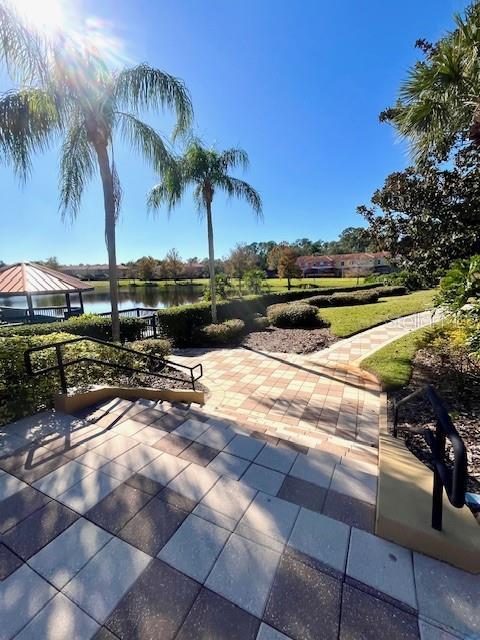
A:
390 347 480 496
241 326 337 354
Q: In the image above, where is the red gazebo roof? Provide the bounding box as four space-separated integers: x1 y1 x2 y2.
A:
0 262 94 296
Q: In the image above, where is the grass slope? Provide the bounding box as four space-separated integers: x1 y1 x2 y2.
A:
360 326 432 390
321 289 437 338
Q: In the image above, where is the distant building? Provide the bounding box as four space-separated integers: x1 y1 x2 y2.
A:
60 264 130 280
296 252 392 278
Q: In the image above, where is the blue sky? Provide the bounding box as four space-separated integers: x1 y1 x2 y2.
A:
0 0 470 265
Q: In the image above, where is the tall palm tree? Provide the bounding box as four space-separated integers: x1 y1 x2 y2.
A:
383 3 480 163
148 139 262 323
0 19 193 341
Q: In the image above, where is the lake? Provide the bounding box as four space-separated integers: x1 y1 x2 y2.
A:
0 284 203 314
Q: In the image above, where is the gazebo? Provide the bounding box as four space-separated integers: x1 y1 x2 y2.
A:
0 262 93 323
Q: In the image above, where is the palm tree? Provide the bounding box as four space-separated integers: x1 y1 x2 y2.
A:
148 139 262 323
0 20 193 341
383 3 480 163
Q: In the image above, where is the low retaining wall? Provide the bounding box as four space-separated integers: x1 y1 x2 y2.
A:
55 385 205 414
376 393 480 574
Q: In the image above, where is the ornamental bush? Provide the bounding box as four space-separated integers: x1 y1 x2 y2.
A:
198 319 246 345
0 313 145 342
373 285 408 297
131 338 172 359
306 290 380 307
267 303 319 328
251 315 270 331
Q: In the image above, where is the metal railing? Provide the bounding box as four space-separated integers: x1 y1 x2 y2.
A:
24 336 203 392
98 308 159 338
393 385 467 530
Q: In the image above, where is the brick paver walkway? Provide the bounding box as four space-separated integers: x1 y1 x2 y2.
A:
2 309 475 640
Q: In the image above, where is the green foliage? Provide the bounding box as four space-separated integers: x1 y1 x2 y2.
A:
244 268 266 294
267 303 319 328
252 315 270 331
0 331 158 427
359 149 480 283
156 284 379 346
306 290 380 307
0 313 146 342
373 286 408 297
202 274 231 301
365 270 427 291
131 338 171 359
437 255 480 315
198 319 246 346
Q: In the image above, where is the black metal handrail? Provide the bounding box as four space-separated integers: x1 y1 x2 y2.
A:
24 336 203 392
393 385 467 530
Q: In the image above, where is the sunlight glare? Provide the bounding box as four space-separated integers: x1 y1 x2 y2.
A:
12 0 67 36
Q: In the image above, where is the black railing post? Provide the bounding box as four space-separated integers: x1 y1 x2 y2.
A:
431 421 446 531
56 344 68 394
152 316 157 339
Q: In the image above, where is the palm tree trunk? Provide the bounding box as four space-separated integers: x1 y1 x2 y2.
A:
206 200 217 323
95 143 121 342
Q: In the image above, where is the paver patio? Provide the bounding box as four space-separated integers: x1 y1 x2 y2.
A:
1 310 477 639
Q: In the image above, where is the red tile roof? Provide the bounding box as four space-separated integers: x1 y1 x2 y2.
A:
0 262 94 296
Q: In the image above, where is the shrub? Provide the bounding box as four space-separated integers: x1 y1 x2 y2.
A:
244 268 267 294
198 319 246 346
437 255 480 315
267 303 319 328
0 331 148 427
306 290 379 307
365 269 433 291
156 283 379 346
131 338 171 360
0 313 145 342
373 285 408 297
252 315 270 331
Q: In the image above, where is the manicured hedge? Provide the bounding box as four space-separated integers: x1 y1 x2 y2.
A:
267 303 319 328
373 285 408 297
198 319 246 346
306 290 380 307
156 284 377 346
0 313 146 342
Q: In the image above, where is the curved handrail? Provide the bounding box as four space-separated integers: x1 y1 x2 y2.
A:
393 384 467 529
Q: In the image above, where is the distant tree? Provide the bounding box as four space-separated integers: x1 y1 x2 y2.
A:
277 246 301 290
136 256 157 282
148 139 262 323
184 257 200 284
125 260 137 284
225 243 257 293
165 248 184 282
244 241 277 270
38 256 60 270
267 242 290 271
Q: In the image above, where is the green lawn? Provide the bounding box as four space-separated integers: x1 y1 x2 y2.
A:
320 289 437 338
360 326 432 390
85 276 365 290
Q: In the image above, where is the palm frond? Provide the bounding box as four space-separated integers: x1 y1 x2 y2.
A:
0 88 59 179
218 176 263 219
114 64 193 135
147 161 185 213
219 147 249 172
117 112 173 172
59 118 95 220
0 2 48 82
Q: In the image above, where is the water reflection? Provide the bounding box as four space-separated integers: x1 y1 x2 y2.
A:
0 284 203 314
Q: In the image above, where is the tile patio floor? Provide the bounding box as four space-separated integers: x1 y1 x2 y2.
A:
1 310 477 640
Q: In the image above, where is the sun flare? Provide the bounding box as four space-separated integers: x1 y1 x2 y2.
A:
12 0 67 35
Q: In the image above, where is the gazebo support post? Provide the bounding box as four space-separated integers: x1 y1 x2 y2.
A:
26 293 34 322
65 293 72 314
78 292 84 314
